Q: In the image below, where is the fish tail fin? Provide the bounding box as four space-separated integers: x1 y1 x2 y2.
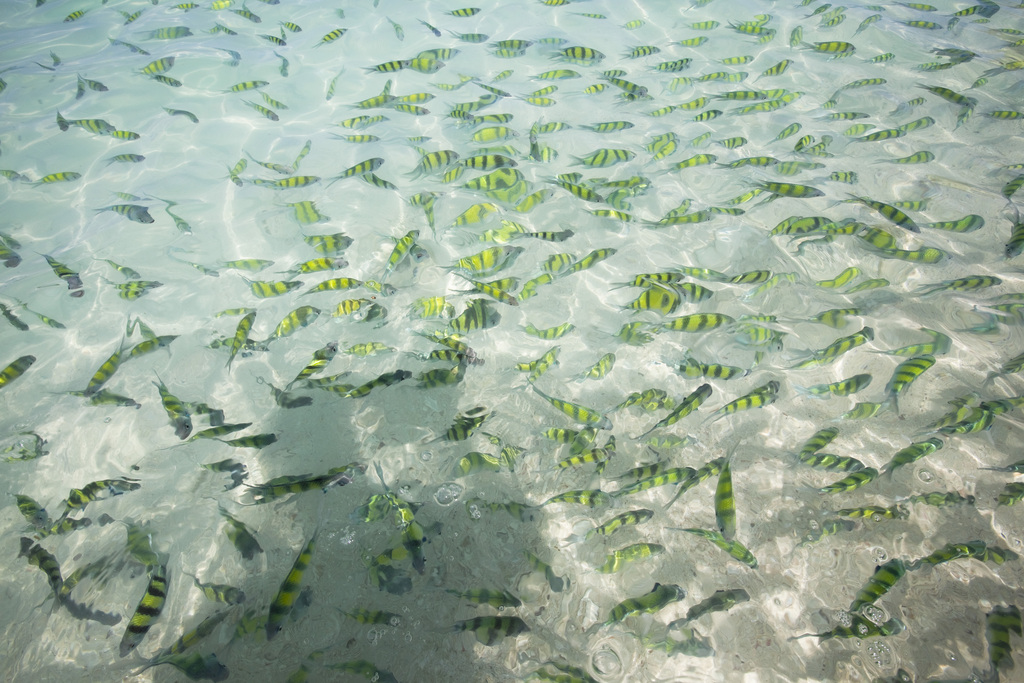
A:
792 385 818 399
881 395 898 417
663 484 687 511
561 533 586 546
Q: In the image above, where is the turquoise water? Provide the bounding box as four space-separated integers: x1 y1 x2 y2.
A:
2 0 1024 681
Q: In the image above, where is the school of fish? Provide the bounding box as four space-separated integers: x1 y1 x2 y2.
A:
2 0 1024 681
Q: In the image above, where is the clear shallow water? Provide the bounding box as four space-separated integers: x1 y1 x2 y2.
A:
2 0 1024 681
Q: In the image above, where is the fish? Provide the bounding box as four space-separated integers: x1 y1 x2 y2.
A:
522 550 566 592
663 458 725 509
845 195 920 232
883 355 936 413
796 518 857 548
714 460 736 540
15 494 50 529
604 583 686 626
218 434 277 449
288 342 339 389
997 482 1024 507
266 532 316 640
705 381 780 424
42 254 83 294
755 181 825 198
800 452 865 472
190 575 245 605
445 588 520 609
466 497 534 523
836 504 907 520
795 427 840 460
343 370 411 398
916 275 1001 296
452 616 529 645
0 355 36 390
671 528 757 568
251 176 320 190
597 543 665 573
614 467 696 498
225 312 256 369
569 509 655 545
82 342 128 395
61 478 141 517
669 589 750 628
819 468 879 494
793 328 874 368
882 438 945 477
219 507 262 560
447 245 522 277
152 376 192 439
447 299 501 334
986 605 1023 673
880 328 951 356
200 457 248 490
637 383 712 439
848 559 908 611
614 389 673 412
909 541 984 569
454 451 501 477
791 615 905 641
343 608 404 626
531 385 612 429
542 489 610 508
903 491 976 508
796 374 872 398
269 307 320 340
120 564 169 656
19 537 64 597
655 313 734 334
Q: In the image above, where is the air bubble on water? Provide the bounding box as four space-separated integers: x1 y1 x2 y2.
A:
104 417 111 423
419 450 433 462
918 469 934 483
367 628 380 645
873 547 888 562
400 484 411 495
434 482 463 506
389 616 401 627
857 623 869 635
337 527 356 545
862 605 884 624
838 611 854 627
593 647 622 676
868 641 892 668
404 632 412 643
467 503 482 520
